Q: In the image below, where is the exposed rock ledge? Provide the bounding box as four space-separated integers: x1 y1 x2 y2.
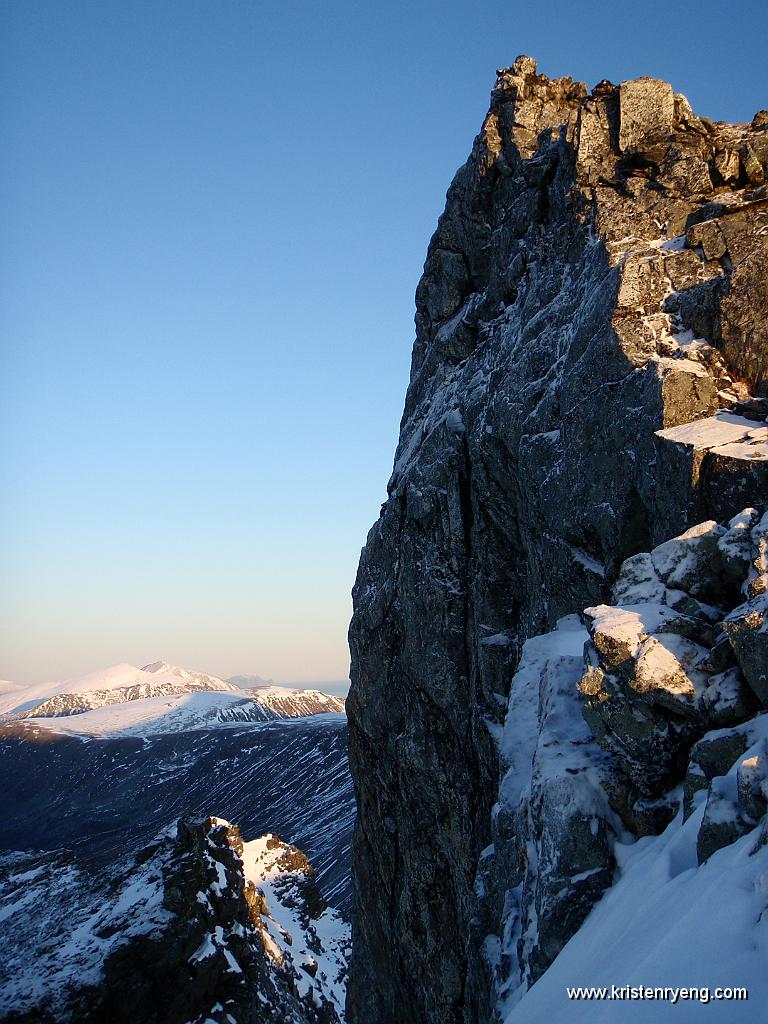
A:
347 56 768 1024
485 506 768 1017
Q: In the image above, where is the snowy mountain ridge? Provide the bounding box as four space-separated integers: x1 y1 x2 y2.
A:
142 660 242 689
0 661 345 735
0 816 350 1024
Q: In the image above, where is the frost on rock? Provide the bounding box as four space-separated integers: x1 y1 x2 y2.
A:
477 617 621 1012
348 50 768 1024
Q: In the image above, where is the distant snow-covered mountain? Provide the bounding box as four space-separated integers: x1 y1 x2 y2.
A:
143 660 241 690
228 672 275 688
0 663 354 1023
0 661 345 736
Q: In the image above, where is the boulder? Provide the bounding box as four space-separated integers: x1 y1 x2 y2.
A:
683 728 750 819
649 519 726 599
723 598 768 704
686 218 727 260
717 508 762 584
736 749 768 820
579 659 702 795
618 78 675 155
697 775 752 863
702 667 759 726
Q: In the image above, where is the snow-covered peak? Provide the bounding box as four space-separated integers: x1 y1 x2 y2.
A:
141 660 240 692
0 658 346 736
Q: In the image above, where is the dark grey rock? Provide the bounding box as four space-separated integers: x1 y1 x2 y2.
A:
724 600 768 704
683 728 750 819
697 776 752 863
702 667 759 727
347 55 768 1024
736 748 768 820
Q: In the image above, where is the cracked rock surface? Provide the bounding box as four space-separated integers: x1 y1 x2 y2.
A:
347 56 768 1024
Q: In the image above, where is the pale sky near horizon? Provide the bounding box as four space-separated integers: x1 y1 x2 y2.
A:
2 0 766 686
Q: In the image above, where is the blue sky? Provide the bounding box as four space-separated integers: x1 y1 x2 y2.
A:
1 0 766 685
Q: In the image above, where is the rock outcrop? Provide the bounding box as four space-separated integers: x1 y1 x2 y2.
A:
347 57 768 1024
482 509 768 1019
0 816 349 1024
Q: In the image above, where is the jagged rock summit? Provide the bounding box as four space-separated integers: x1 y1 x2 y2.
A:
0 816 349 1024
348 57 768 1024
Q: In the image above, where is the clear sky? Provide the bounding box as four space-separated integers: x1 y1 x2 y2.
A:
1 0 766 686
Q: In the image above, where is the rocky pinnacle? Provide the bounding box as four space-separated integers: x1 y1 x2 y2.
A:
347 57 768 1024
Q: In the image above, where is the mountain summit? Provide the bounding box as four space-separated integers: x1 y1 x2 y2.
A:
348 57 768 1024
0 661 345 735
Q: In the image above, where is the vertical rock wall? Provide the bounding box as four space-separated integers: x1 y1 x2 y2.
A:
347 57 768 1024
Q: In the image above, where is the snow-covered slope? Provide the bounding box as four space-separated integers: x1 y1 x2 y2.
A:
0 662 345 735
240 830 350 1019
506 802 766 1023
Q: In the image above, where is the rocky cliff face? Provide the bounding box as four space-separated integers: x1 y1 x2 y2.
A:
347 57 768 1024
